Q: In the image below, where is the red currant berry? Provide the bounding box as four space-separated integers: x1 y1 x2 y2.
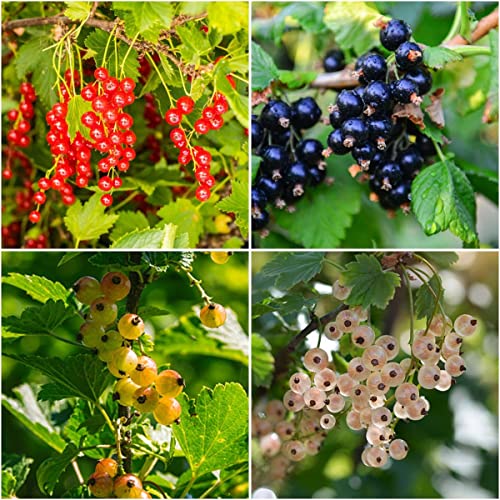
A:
52 102 67 117
177 96 195 114
164 108 182 126
92 96 109 113
81 84 97 101
204 174 216 188
210 116 224 130
76 175 88 187
109 131 123 145
7 130 19 144
214 94 229 114
122 130 136 145
20 82 34 96
50 176 64 190
17 135 30 148
77 147 91 162
7 109 19 121
195 168 210 183
98 176 113 191
195 185 211 202
103 77 119 94
169 128 186 148
226 74 236 89
117 159 129 172
100 193 113 207
112 177 122 189
94 67 109 81
117 113 133 129
90 127 106 141
120 77 136 93
81 111 99 128
194 119 210 134
112 92 127 108
103 109 118 124
202 107 217 120
122 148 136 161
95 139 112 153
2 169 13 179
17 120 31 134
38 177 50 190
62 193 76 205
28 210 41 223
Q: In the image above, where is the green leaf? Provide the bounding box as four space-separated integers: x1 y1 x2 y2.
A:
415 274 442 320
109 211 150 243
214 62 248 127
66 95 93 142
251 334 274 389
173 383 248 478
207 2 248 35
137 306 170 318
113 2 174 42
253 293 316 318
251 42 280 91
423 46 463 69
421 115 446 145
58 253 82 267
176 24 212 64
64 194 119 245
323 2 382 55
2 384 66 453
261 252 325 290
461 162 498 204
419 252 459 268
278 70 317 89
411 160 478 245
4 353 112 403
272 163 363 248
487 30 499 121
37 444 78 496
2 273 69 304
2 454 34 498
217 178 249 238
2 300 76 338
157 199 204 247
64 2 91 21
111 227 166 249
343 254 400 310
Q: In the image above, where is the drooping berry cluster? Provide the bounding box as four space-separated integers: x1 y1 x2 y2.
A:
5 82 36 151
29 67 137 223
164 92 229 202
326 19 436 211
251 97 326 232
74 271 184 427
87 458 151 498
254 280 478 480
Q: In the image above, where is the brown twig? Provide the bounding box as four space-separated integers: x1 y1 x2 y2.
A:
272 304 348 383
445 7 498 46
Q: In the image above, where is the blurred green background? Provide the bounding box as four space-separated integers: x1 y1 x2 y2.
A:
2 251 249 497
252 1 498 248
252 252 498 498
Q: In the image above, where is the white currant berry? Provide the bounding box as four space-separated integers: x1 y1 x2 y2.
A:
362 345 388 371
346 410 363 430
299 418 320 435
326 393 345 413
350 385 370 409
320 413 336 430
405 397 429 421
375 335 399 359
381 362 405 387
428 314 453 336
303 387 327 409
364 446 388 468
351 325 375 349
366 371 389 396
289 372 311 394
348 357 370 381
323 321 342 340
314 368 337 391
371 407 392 427
275 421 295 441
336 373 356 396
350 306 369 322
283 390 305 412
435 369 453 391
282 440 306 462
393 401 408 419
303 348 329 372
445 354 466 377
366 425 393 446
412 335 437 361
335 309 359 333
266 400 286 422
422 345 441 365
418 364 441 389
441 341 461 359
304 436 323 456
400 357 412 373
359 407 373 427
389 439 409 460
254 418 273 437
368 394 386 409
332 280 352 300
395 383 419 406
260 433 281 457
444 332 464 350
454 314 478 337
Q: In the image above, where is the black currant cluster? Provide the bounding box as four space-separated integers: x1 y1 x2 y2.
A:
251 97 327 232
326 19 437 211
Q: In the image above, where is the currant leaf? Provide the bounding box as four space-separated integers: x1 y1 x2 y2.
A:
251 42 280 91
217 177 249 238
252 333 275 389
415 274 442 320
2 274 69 304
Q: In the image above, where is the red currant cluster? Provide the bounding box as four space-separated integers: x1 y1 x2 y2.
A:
164 92 229 202
88 458 151 498
2 221 22 248
5 82 36 150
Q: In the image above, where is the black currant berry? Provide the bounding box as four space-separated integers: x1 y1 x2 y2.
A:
260 99 292 130
397 145 423 175
375 162 404 190
251 116 265 150
391 78 420 104
296 139 323 165
369 150 387 173
257 176 283 202
323 49 345 72
416 133 437 157
367 117 394 149
271 128 292 146
329 108 344 128
357 53 387 84
353 143 376 169
380 19 412 51
308 165 327 186
251 186 268 210
380 179 412 209
395 42 423 70
336 90 364 118
341 118 368 147
252 209 270 230
327 129 349 155
284 162 308 194
291 97 321 129
404 67 433 95
363 81 392 114
260 145 289 178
